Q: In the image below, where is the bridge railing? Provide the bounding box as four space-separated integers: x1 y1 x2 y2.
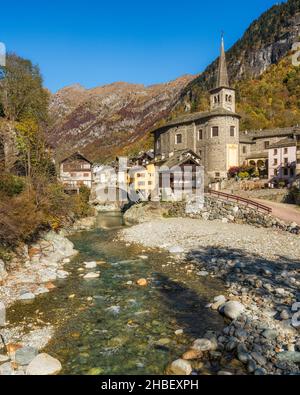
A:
208 190 272 214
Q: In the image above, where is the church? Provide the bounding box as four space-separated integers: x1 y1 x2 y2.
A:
152 37 241 183
152 38 300 186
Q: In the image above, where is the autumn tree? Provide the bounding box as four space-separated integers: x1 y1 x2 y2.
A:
0 53 49 122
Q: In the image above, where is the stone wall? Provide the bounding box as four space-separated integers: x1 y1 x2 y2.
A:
168 196 300 234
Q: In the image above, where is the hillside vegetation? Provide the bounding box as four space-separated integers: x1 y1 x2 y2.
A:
0 54 91 261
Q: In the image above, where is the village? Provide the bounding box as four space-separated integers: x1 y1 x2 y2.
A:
0 7 300 377
59 39 300 214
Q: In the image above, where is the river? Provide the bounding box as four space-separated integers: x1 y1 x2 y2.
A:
8 212 225 375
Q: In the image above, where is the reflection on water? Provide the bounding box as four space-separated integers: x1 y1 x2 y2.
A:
7 212 225 375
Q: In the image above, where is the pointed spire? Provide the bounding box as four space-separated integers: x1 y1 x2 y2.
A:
216 34 229 88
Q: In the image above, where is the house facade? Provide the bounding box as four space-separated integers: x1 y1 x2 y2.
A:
59 152 93 192
268 138 297 185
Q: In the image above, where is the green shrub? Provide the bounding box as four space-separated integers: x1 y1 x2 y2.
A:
238 171 250 180
0 174 25 196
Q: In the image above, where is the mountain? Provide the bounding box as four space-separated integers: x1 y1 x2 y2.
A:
176 0 300 109
48 77 194 162
48 0 300 161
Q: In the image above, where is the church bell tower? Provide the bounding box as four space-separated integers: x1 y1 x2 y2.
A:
210 36 236 113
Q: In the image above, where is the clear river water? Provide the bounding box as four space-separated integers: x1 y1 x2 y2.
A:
8 212 225 375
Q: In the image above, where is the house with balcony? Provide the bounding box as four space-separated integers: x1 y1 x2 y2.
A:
59 152 93 193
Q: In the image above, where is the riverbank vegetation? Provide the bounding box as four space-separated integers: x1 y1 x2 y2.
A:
0 54 92 260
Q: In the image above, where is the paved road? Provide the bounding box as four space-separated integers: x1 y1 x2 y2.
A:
254 198 300 225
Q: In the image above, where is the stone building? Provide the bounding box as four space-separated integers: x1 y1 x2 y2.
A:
152 37 240 183
152 37 300 186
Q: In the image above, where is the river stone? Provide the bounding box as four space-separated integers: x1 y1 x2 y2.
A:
83 272 100 279
280 310 290 320
0 260 7 281
192 338 212 352
15 347 38 366
212 295 226 310
182 349 202 360
0 362 14 375
223 301 245 320
0 302 6 327
84 261 97 269
18 293 35 301
247 359 257 373
26 353 62 375
168 246 184 254
57 270 69 279
0 355 9 363
169 359 192 375
276 352 300 364
238 352 250 364
35 287 50 295
251 352 267 366
218 371 233 375
39 269 57 283
262 329 278 340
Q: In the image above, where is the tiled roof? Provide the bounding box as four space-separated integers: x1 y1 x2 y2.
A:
152 108 240 133
246 152 268 160
240 127 300 140
154 149 201 168
269 138 296 149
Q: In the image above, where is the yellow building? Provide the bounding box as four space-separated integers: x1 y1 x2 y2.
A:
129 163 156 194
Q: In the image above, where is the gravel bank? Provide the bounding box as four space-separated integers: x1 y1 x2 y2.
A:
120 218 300 375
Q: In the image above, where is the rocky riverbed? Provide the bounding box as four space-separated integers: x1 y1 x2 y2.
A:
0 216 99 375
120 218 300 375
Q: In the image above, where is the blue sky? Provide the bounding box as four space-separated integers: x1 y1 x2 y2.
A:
0 0 283 92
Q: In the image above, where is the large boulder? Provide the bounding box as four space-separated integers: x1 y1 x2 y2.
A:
123 203 169 225
36 231 77 265
26 353 62 375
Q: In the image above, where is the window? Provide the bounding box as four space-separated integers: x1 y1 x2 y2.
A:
230 126 235 137
138 181 145 187
264 141 270 149
274 159 278 166
274 149 278 155
199 150 202 157
198 129 203 140
284 148 288 155
215 172 220 178
228 95 232 103
283 168 289 176
274 169 278 176
284 157 288 165
242 146 247 154
212 126 219 137
297 158 300 164
84 173 90 177
176 134 182 144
